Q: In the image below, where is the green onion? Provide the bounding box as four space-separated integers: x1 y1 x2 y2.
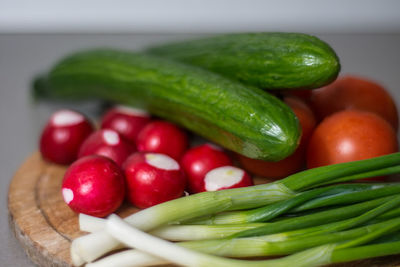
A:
71 182 292 265
88 213 400 267
105 214 337 267
293 183 400 212
179 218 400 257
331 240 400 264
187 183 397 225
80 204 400 243
281 152 400 191
265 205 400 242
234 195 396 238
375 206 400 221
71 153 400 264
149 223 266 241
337 221 400 249
80 213 267 241
71 192 234 265
366 231 400 244
104 214 400 267
85 249 168 267
314 165 400 187
176 197 400 258
87 218 400 267
79 214 106 233
303 194 400 236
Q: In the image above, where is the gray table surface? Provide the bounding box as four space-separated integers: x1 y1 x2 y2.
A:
1 33 400 266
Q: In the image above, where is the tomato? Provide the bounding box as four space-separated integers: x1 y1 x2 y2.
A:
238 96 316 179
307 110 398 170
284 96 316 145
283 89 313 103
310 75 399 131
237 147 305 179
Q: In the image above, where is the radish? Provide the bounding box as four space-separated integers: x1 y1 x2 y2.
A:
123 152 186 209
78 129 136 167
100 106 151 144
181 144 233 193
61 155 125 217
203 166 253 192
136 120 188 160
39 109 94 164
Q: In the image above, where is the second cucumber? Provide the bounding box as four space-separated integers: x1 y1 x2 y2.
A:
33 49 300 161
147 33 340 90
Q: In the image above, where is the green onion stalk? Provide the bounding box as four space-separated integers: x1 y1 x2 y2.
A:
221 195 396 239
80 194 400 242
187 183 400 225
71 153 400 265
87 214 400 267
77 196 400 265
155 203 400 243
179 217 400 257
79 213 266 241
293 183 400 212
234 194 400 238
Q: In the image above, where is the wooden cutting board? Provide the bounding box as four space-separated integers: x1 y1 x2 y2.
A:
7 152 400 267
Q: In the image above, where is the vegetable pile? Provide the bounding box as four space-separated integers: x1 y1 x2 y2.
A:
34 32 400 266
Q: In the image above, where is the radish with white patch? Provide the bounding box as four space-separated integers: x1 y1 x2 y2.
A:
62 155 125 217
136 120 188 160
78 129 136 167
181 144 233 193
100 106 151 144
39 109 94 164
123 152 186 209
204 166 253 191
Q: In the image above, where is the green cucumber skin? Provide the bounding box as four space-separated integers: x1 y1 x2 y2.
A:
34 49 300 161
147 33 340 90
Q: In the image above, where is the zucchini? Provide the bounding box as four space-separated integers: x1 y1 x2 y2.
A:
147 33 340 90
33 49 300 161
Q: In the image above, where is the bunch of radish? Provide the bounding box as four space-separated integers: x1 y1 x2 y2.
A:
39 106 253 218
39 75 399 218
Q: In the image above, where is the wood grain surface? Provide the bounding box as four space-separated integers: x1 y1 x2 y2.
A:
7 152 400 267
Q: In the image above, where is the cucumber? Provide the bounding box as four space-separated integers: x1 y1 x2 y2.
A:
147 33 340 90
33 49 300 161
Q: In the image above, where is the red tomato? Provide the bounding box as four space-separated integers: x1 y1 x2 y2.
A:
282 89 313 103
238 97 316 179
284 96 316 145
307 110 398 170
310 75 399 131
237 147 305 179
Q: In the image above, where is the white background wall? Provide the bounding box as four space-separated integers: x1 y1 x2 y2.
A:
1 0 400 33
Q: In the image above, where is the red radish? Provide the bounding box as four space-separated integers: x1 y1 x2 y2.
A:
39 109 94 164
203 166 253 192
181 143 233 193
78 129 136 167
100 106 151 144
123 152 186 209
136 120 188 160
61 155 125 217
